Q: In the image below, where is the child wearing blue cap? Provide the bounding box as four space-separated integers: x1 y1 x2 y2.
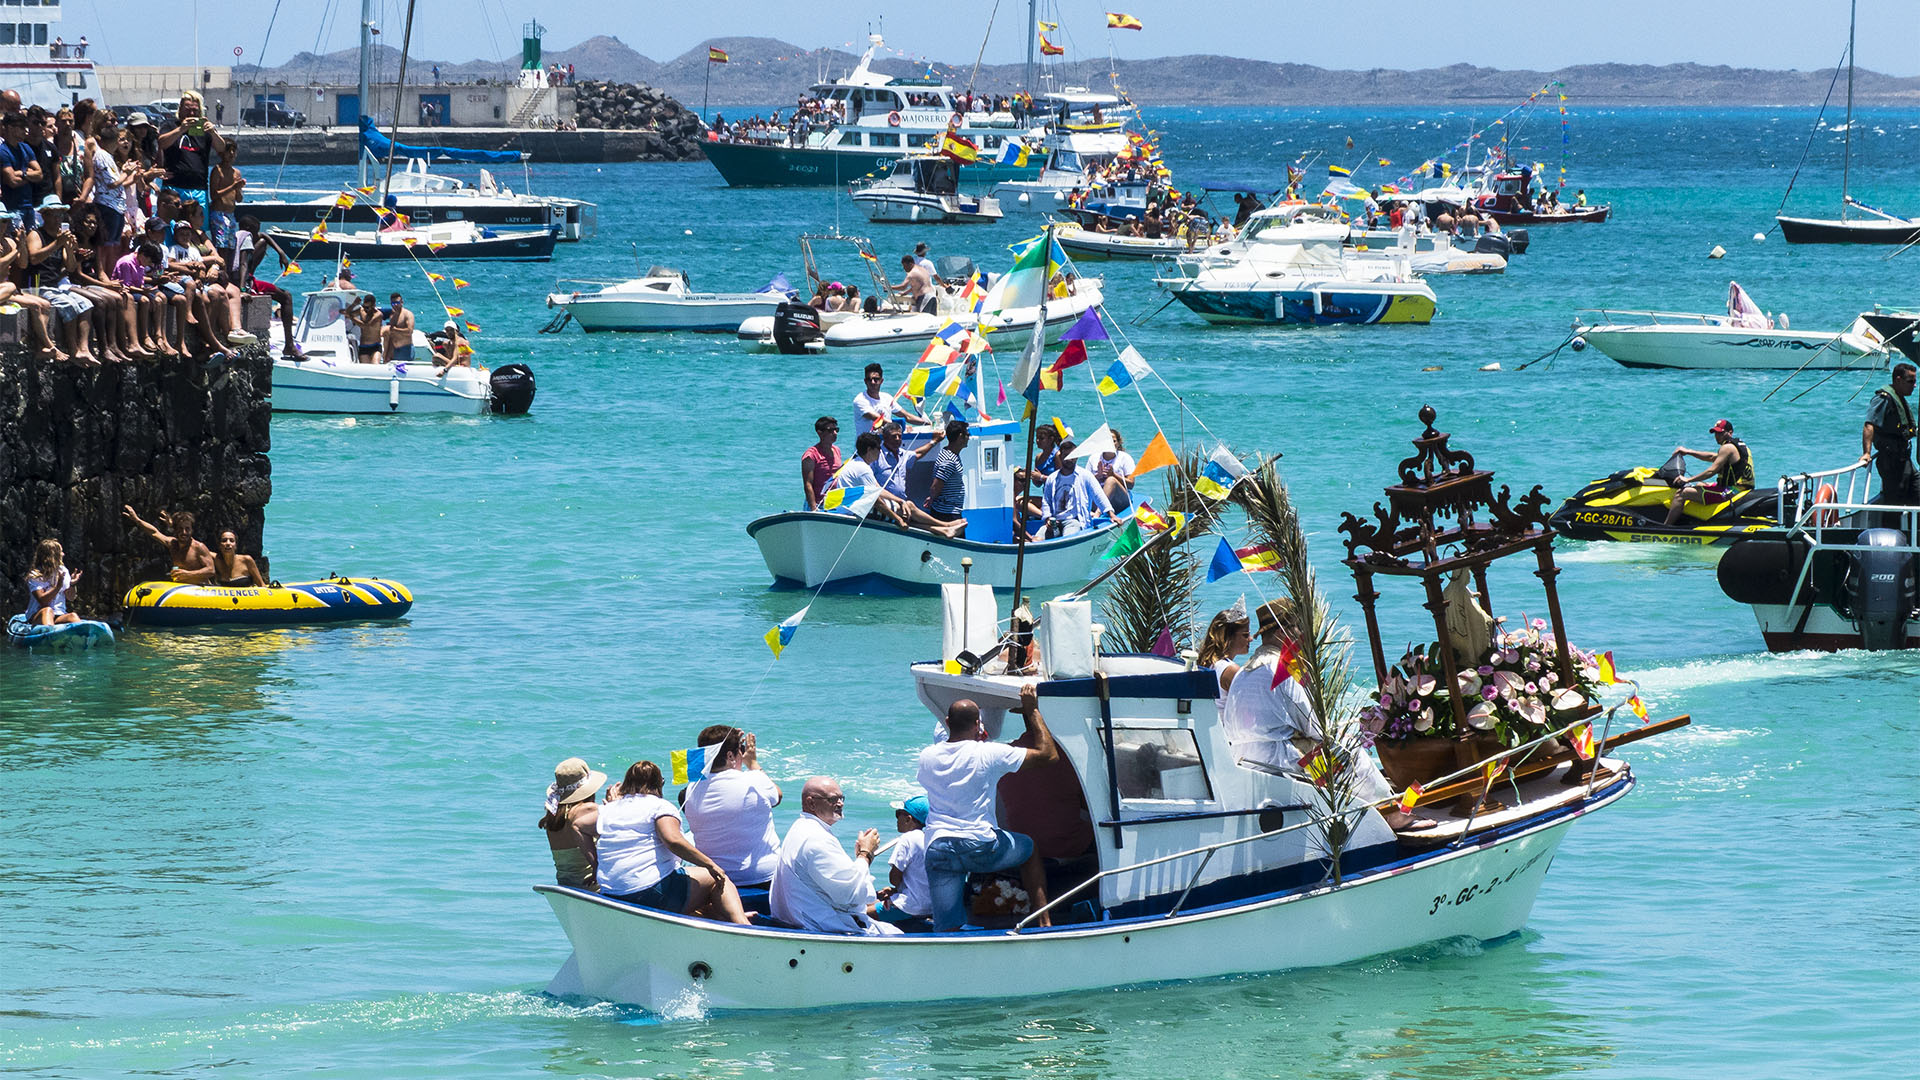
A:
872 794 931 929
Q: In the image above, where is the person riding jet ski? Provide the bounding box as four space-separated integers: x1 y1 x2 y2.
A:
1549 419 1778 545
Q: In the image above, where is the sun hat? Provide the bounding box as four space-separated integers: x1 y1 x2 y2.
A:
547 757 606 812
36 194 66 211
1710 419 1733 435
126 113 151 128
890 795 930 824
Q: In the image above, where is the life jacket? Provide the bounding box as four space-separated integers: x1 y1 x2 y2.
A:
1871 386 1916 449
1715 438 1754 491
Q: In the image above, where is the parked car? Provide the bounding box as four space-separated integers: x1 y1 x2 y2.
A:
110 104 170 128
240 101 306 128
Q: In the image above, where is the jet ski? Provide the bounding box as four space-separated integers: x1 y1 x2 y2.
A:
1550 453 1780 545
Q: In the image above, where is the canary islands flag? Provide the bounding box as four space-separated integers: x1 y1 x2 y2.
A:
1193 445 1249 500
1328 163 1352 177
1096 345 1153 396
765 605 808 658
998 139 1030 168
669 745 710 785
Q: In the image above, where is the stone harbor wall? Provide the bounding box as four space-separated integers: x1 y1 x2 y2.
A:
568 81 708 161
0 302 275 621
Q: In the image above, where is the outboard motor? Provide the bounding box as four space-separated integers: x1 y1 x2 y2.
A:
1845 529 1916 650
487 363 536 415
771 302 823 355
1473 232 1515 258
1504 228 1530 255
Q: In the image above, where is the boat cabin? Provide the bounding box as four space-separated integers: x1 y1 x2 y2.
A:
910 589 1398 922
873 156 964 197
886 416 1022 542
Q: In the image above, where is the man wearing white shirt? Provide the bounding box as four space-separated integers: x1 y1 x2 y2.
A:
917 685 1058 930
829 431 963 537
1026 442 1114 539
852 363 928 436
770 777 903 936
682 726 783 888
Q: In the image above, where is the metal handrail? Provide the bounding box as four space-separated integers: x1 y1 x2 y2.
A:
1573 308 1730 327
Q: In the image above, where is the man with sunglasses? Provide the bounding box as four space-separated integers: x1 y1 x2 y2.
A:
770 777 902 936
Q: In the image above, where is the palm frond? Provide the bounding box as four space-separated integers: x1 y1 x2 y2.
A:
1097 469 1210 654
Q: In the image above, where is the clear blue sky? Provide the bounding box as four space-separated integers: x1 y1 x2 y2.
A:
69 0 1919 77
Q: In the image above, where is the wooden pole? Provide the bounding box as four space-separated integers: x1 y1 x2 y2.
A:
1353 567 1387 685
1421 571 1467 731
1533 537 1576 687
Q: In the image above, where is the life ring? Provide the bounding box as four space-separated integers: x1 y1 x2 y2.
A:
887 111 901 127
1815 482 1839 527
949 113 963 130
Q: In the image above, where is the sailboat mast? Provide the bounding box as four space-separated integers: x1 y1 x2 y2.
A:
1023 0 1037 97
1841 0 1855 217
357 0 372 186
382 0 417 197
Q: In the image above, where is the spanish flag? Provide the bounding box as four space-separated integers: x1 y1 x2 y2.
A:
1038 32 1064 56
333 192 356 207
1396 783 1424 815
464 321 480 333
452 278 470 289
425 272 445 282
939 131 979 163
707 47 729 64
1569 722 1597 761
1377 157 1392 167
1595 651 1619 685
1106 12 1143 29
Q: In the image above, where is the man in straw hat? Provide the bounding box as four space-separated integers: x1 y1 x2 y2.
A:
539 757 606 890
1222 599 1433 830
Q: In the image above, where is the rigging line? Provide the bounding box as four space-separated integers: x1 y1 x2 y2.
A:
1761 335 1847 401
1786 344 1875 402
279 0 342 190
1768 36 1851 233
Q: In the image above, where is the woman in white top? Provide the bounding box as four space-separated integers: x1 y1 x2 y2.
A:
22 538 82 626
1094 428 1137 512
596 761 750 924
1197 601 1251 713
681 726 782 887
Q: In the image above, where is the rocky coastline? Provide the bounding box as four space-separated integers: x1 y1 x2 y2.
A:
568 80 708 161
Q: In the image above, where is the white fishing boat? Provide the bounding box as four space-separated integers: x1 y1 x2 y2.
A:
747 414 1121 593
268 289 534 415
823 283 1103 354
1573 282 1890 370
1718 458 1919 651
546 268 791 333
1153 212 1437 326
267 218 556 263
538 587 1647 1013
851 156 1004 224
993 90 1131 213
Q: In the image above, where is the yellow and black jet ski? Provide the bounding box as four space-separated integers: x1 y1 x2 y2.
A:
1550 454 1780 546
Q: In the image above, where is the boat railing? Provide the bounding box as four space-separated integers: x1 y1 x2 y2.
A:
1575 308 1732 329
1775 456 1920 609
1013 717 1602 932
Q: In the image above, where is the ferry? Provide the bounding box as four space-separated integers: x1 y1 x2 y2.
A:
0 2 96 109
703 35 1046 188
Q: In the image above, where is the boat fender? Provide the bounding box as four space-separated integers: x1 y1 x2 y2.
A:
1717 537 1808 606
389 379 400 410
887 111 901 127
1816 483 1839 528
1570 336 1586 352
1846 528 1916 651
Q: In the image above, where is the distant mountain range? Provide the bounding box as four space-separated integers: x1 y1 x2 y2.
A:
234 35 1920 108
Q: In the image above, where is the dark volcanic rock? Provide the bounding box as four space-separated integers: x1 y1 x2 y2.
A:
570 80 707 160
0 339 273 619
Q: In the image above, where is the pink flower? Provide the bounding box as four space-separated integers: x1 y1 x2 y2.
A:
1477 664 1495 676
1481 685 1498 701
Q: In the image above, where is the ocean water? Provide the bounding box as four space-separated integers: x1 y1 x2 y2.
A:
3 107 1919 1078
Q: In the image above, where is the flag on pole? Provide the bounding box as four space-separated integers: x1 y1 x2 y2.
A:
1628 695 1648 721
669 745 711 785
708 47 730 63
1039 32 1064 56
426 272 446 282
940 132 980 163
1205 538 1282 582
1193 445 1249 500
997 140 1030 168
1106 12 1144 29
764 606 808 658
444 306 464 317
333 192 356 207
1328 164 1353 177
464 321 480 333
1096 345 1152 396
1269 638 1304 688
1133 431 1177 477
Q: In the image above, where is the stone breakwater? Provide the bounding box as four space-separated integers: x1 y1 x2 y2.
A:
568 81 708 161
0 329 274 620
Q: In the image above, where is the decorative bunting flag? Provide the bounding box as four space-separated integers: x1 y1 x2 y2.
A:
402 237 419 246
355 185 376 195
1301 744 1336 787
1193 445 1249 500
1133 431 1177 477
1096 345 1152 396
334 192 356 207
283 262 301 275
935 363 964 397
1269 638 1304 689
860 250 879 263
1595 651 1618 685
1629 695 1648 721
995 379 1006 405
917 337 956 367
464 321 480 333
1397 783 1424 815
453 278 470 289
934 321 967 348
429 242 446 252
997 140 1030 168
820 484 876 516
1569 722 1596 761
1067 423 1115 461
764 605 808 658
309 222 328 240
425 272 446 282
1205 538 1282 582
1377 157 1392 167
1059 307 1108 342
669 745 710 785
1484 757 1507 786
1151 627 1175 656
904 366 931 398
444 306 464 317
1102 519 1144 560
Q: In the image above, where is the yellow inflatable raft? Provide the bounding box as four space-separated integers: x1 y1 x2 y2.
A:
123 577 413 627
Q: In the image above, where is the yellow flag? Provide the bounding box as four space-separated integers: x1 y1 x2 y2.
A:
425 272 445 282
334 192 356 207
452 278 470 289
283 262 302 275
355 185 376 194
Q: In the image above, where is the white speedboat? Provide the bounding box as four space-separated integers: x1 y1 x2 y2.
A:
851 156 1004 225
546 268 791 333
1574 283 1890 370
537 585 1642 1013
1718 458 1919 651
1154 212 1437 326
823 281 1103 353
268 289 534 415
747 414 1121 593
266 218 555 262
246 157 596 241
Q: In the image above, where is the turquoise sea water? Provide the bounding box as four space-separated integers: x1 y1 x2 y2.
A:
4 107 1919 1078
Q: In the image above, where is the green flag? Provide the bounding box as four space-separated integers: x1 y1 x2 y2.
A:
1102 519 1144 560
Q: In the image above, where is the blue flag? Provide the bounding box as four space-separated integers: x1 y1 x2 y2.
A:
757 272 792 295
1206 537 1244 582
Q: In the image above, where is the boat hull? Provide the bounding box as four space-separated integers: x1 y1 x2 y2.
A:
1057 229 1192 261
853 193 1002 224
539 775 1629 1013
822 287 1103 353
1481 206 1608 225
1170 285 1436 326
746 511 1119 593
6 615 114 650
122 578 413 627
1577 325 1884 370
554 295 785 333
704 141 1042 188
243 197 560 235
1747 602 1920 652
1777 215 1920 245
271 359 492 414
268 229 555 261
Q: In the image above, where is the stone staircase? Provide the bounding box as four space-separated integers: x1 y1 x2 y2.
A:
509 87 550 128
